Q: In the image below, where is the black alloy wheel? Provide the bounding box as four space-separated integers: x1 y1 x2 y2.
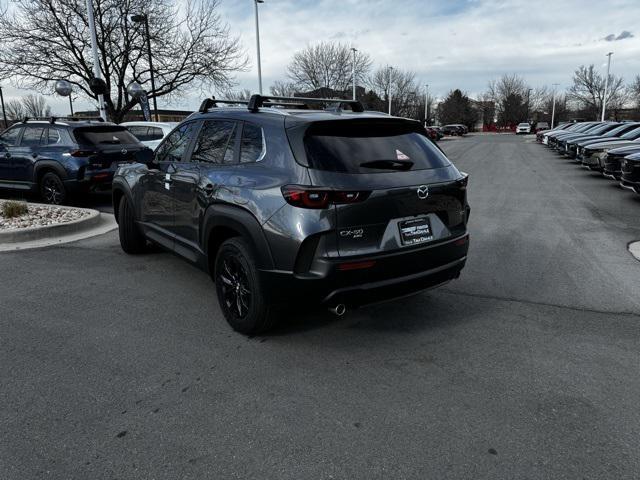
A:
40 172 66 205
218 253 252 319
214 238 275 334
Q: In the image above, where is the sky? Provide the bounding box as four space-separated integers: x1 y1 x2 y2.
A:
2 0 640 115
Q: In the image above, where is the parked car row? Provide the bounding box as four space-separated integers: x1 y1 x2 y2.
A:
537 121 640 195
442 124 468 136
0 118 175 204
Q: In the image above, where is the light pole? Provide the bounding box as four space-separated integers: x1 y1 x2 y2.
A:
86 0 107 120
601 51 613 121
424 84 429 125
0 85 7 129
351 47 357 100
131 14 159 121
254 0 264 94
388 66 394 115
550 85 557 128
525 87 532 122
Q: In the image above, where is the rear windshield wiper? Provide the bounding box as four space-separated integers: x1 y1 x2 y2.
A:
359 159 414 171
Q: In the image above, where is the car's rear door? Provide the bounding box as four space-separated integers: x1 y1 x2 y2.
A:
172 119 238 255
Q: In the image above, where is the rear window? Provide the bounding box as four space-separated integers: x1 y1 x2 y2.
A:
301 121 450 173
73 127 139 146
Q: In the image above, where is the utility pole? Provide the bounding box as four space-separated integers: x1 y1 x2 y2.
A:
526 88 532 122
254 0 264 94
86 0 107 121
424 84 429 125
0 86 7 129
388 66 393 115
351 47 357 100
550 83 559 128
601 52 613 121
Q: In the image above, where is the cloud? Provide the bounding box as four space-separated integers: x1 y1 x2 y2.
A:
604 30 634 41
616 30 634 40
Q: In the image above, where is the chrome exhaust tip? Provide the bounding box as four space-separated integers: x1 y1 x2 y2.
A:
328 304 346 316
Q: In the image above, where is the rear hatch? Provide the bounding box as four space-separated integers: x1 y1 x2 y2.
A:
288 118 468 256
72 126 147 168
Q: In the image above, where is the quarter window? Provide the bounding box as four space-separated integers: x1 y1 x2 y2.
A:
240 123 264 163
155 123 197 163
45 128 62 145
191 120 237 164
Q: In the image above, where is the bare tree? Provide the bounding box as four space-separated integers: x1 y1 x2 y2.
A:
0 0 247 122
369 66 423 118
4 99 25 120
219 89 252 101
567 65 627 119
22 94 52 117
286 42 371 93
3 94 51 119
269 80 298 97
486 74 529 126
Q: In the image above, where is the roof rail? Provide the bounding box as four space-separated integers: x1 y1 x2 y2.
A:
20 116 104 124
199 96 250 113
247 95 364 113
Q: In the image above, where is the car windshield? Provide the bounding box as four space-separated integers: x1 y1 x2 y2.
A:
620 127 640 140
302 121 451 173
603 124 638 137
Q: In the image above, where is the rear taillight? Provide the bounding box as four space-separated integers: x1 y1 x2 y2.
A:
69 149 97 157
281 185 370 209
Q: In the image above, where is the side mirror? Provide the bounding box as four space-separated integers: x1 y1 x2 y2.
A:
135 148 155 167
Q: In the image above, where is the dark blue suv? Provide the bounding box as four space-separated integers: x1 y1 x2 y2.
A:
113 95 470 334
0 119 148 204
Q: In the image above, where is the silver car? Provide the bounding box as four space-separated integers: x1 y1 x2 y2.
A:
120 122 177 151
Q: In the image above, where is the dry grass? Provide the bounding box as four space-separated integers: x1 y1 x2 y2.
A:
1 200 29 218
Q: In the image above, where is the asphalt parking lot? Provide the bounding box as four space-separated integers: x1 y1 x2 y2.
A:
2 134 640 479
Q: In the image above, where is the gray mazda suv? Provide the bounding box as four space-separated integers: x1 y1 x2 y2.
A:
112 95 470 334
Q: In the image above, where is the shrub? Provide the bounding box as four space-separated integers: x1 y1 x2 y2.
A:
1 200 29 218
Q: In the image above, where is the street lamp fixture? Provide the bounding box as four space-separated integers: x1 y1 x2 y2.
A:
254 0 264 94
55 79 75 116
388 66 394 115
131 13 159 121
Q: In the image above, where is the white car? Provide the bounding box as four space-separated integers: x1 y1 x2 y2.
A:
120 122 177 150
516 123 532 134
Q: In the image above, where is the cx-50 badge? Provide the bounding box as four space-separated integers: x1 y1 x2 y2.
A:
417 185 429 199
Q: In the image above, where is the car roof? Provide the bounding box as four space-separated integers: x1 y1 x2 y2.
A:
14 120 119 128
120 121 178 128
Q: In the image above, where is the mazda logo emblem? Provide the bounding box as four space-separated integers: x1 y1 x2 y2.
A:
121 148 128 155
417 185 429 199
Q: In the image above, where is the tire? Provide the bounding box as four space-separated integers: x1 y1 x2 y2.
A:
214 237 275 334
118 195 147 254
39 172 67 205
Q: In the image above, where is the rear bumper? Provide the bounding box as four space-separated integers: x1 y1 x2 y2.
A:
260 234 469 307
65 169 115 193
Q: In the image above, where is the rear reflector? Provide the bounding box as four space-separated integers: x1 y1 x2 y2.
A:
70 150 97 157
338 260 376 271
454 235 469 246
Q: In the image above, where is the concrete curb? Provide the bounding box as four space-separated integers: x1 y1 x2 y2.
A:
0 204 117 251
0 204 101 244
629 241 640 262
